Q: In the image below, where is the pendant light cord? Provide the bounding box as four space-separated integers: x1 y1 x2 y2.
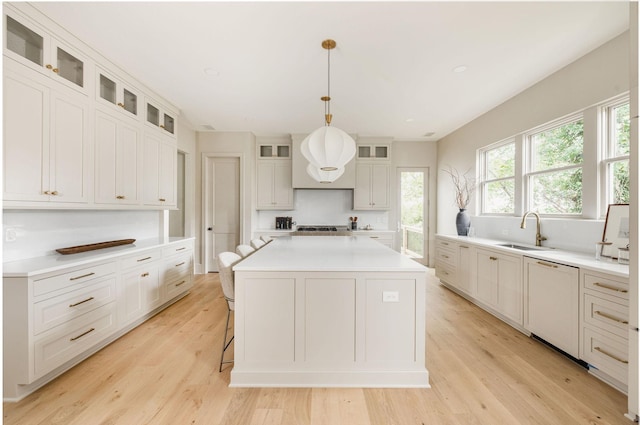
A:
326 45 331 121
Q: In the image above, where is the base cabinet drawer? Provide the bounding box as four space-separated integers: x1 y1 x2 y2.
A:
583 272 629 301
33 302 118 379
34 277 117 335
581 326 628 385
435 262 456 285
33 262 117 297
583 293 628 338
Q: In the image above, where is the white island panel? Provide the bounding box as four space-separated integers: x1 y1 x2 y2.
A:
231 236 429 388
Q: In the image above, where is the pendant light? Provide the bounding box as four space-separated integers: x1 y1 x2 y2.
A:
302 39 356 182
306 163 345 184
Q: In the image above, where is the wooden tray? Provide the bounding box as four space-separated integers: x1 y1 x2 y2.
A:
56 239 136 255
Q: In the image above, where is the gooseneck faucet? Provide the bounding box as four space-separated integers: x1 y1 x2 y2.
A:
520 211 547 246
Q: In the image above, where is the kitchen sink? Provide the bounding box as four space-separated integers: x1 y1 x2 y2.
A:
497 243 550 251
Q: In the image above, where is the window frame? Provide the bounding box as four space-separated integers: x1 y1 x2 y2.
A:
478 138 516 215
599 96 630 216
523 114 585 217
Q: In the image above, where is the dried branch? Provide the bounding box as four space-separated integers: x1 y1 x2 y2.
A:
442 166 476 209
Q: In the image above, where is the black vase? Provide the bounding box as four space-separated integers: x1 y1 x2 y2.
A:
456 209 471 236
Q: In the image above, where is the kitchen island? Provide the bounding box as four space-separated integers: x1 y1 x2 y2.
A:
231 236 429 388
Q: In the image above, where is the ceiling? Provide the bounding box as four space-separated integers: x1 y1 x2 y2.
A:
33 1 629 141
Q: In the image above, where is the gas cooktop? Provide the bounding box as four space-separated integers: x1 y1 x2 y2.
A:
293 225 351 235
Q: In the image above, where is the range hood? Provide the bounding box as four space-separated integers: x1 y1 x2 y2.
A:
291 133 356 189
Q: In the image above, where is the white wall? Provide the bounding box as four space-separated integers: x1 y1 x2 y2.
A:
2 210 161 262
437 31 630 250
171 120 197 239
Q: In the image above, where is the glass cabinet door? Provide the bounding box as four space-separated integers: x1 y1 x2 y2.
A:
5 15 43 66
99 74 117 104
123 89 137 115
162 113 175 134
147 103 160 126
56 46 84 88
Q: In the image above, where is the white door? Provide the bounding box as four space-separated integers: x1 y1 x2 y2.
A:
205 156 240 272
397 168 428 265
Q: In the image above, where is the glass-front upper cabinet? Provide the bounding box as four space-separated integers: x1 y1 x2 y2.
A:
97 68 139 117
145 98 176 137
357 144 390 160
4 12 88 95
258 144 291 159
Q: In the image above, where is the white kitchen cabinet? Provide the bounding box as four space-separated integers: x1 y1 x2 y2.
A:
3 62 90 204
142 132 177 207
354 231 394 249
357 144 390 160
457 243 473 295
256 160 294 210
580 269 629 388
475 248 522 325
96 67 139 118
94 108 141 205
524 257 579 358
3 238 194 401
145 96 176 138
435 238 458 287
258 143 290 159
353 163 390 210
4 11 89 96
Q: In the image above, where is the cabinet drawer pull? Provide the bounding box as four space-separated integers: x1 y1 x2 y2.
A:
141 272 150 278
536 261 558 268
117 103 124 108
69 297 95 307
441 242 449 246
70 327 95 341
370 236 379 239
52 68 59 73
175 280 186 287
442 254 449 259
176 247 186 251
159 198 166 202
594 310 628 324
593 282 628 293
175 262 185 267
460 245 469 249
70 272 95 281
46 64 53 70
137 256 152 262
594 346 628 364
490 256 498 261
44 190 51 195
116 195 125 199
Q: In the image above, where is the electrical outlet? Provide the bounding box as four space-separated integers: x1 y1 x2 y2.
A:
382 291 399 302
5 228 17 242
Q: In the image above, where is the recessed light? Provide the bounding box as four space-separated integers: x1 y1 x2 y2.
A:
453 65 467 73
204 67 219 76
202 124 216 131
405 118 415 123
423 132 435 137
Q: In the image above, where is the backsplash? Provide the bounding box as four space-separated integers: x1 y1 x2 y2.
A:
3 210 161 262
257 189 389 230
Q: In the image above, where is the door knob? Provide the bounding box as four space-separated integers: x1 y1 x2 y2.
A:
207 227 213 231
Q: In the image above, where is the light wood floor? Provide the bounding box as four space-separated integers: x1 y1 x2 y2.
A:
4 271 630 425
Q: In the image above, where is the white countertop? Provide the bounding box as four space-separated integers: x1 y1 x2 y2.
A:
3 237 195 278
437 234 629 278
234 236 426 272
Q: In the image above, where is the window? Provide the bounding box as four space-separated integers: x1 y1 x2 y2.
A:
602 101 630 206
526 118 583 215
480 141 515 214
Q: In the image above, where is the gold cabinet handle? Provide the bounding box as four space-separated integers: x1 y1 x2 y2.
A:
43 190 51 195
70 327 95 341
594 346 628 364
441 254 449 259
141 272 149 277
175 262 185 267
175 280 186 287
370 236 379 239
460 245 469 249
176 247 186 251
160 124 165 129
536 261 558 268
593 282 628 293
441 242 449 245
137 256 152 262
490 256 498 261
116 195 125 199
46 64 53 69
117 103 124 108
52 68 59 73
69 296 94 307
595 310 628 325
70 272 95 281
51 191 58 196
159 198 166 202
